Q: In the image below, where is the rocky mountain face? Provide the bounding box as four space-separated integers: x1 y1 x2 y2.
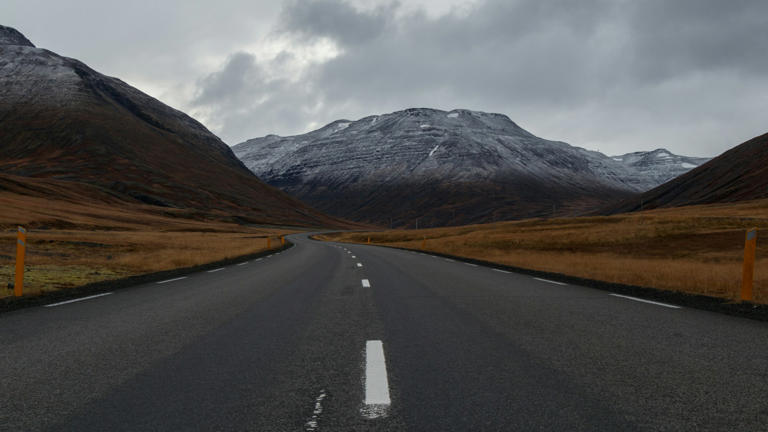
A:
608 132 768 213
0 25 346 228
234 108 705 227
0 25 34 47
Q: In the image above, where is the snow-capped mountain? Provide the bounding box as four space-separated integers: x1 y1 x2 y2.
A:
234 108 704 226
609 132 768 213
611 149 710 191
0 25 344 227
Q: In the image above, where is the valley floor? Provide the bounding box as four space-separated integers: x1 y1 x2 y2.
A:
319 199 768 305
0 190 297 299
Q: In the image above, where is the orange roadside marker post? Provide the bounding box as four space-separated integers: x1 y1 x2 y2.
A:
14 226 26 297
367 237 371 244
741 228 758 301
267 237 271 249
281 236 285 246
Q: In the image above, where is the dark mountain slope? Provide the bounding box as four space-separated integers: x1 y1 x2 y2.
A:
608 132 768 213
235 108 645 227
0 25 345 227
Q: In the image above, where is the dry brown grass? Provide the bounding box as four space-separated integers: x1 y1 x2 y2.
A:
0 191 298 298
319 199 768 304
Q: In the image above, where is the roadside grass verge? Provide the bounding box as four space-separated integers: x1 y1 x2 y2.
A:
318 199 768 304
0 192 298 299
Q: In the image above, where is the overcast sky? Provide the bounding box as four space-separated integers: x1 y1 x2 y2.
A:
4 0 767 156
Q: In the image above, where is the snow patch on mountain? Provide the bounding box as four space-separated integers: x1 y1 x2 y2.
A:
334 122 351 132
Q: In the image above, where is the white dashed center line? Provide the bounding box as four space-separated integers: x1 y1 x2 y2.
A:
44 292 113 308
534 277 567 285
237 262 249 266
305 389 327 431
361 279 371 288
207 268 225 273
464 263 478 267
157 276 187 284
610 294 681 309
493 269 510 274
357 263 363 267
362 340 391 419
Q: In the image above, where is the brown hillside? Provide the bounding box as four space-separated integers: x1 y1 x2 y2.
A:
320 199 768 304
0 25 347 228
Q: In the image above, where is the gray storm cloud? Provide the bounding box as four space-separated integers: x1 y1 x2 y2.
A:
8 0 762 155
279 0 396 45
189 0 768 156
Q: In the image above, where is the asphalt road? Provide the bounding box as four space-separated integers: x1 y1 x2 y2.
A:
1 233 767 431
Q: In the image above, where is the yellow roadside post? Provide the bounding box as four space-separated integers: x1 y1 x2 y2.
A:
741 228 758 301
14 226 26 297
281 236 285 246
367 237 371 244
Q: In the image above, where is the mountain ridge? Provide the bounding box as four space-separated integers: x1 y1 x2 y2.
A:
0 24 347 228
235 108 709 227
234 108 709 227
0 25 34 47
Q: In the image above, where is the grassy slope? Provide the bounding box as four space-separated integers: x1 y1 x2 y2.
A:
319 199 768 304
0 183 301 298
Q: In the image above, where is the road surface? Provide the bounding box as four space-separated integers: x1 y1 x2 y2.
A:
1 233 766 431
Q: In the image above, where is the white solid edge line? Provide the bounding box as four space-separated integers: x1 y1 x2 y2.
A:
255 258 263 262
361 279 371 288
464 263 478 267
534 277 567 286
362 340 391 419
45 292 113 308
207 268 225 273
157 276 188 284
610 294 681 309
237 262 249 266
493 269 510 274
